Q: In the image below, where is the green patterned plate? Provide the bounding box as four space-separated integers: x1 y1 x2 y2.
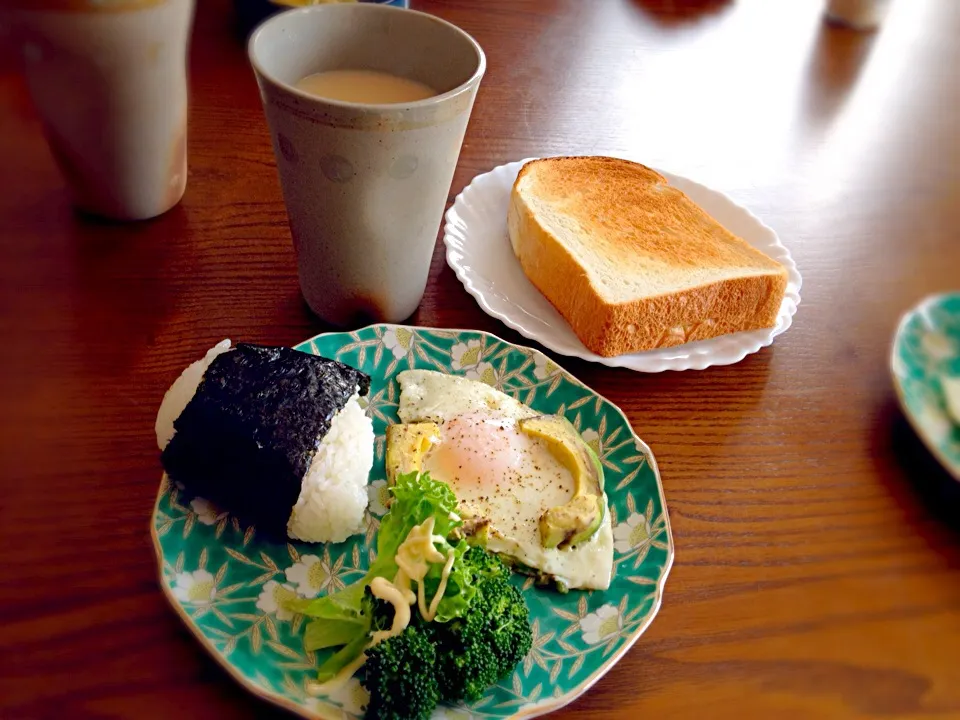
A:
151 325 674 719
891 293 960 481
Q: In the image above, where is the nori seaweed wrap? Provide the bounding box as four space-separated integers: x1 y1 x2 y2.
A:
159 343 373 541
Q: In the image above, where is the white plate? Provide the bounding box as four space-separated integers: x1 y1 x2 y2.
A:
443 158 803 372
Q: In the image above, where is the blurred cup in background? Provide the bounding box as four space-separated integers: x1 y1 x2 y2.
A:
2 0 196 221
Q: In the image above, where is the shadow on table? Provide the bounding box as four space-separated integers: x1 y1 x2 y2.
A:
873 397 960 538
69 207 188 374
627 0 732 26
796 18 879 140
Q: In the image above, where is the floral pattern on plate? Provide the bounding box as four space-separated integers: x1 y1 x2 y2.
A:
151 325 674 719
891 292 960 480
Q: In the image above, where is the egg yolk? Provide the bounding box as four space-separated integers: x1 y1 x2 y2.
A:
422 411 531 493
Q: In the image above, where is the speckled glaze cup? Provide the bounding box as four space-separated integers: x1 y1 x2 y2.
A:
249 4 485 326
2 0 195 221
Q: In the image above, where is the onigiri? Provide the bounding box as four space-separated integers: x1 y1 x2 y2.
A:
156 341 374 543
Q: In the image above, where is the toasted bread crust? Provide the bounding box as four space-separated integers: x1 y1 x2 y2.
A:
508 157 789 357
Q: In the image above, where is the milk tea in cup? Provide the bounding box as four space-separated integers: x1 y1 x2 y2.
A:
2 0 196 221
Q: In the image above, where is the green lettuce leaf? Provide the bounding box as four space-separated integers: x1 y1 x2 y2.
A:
285 472 477 679
369 471 461 579
285 584 365 619
315 631 371 683
291 472 463 620
303 615 370 652
422 538 476 623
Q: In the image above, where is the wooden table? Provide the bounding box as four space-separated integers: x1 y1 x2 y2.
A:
2 0 959 717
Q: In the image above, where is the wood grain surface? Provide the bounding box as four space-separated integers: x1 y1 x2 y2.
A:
2 0 960 718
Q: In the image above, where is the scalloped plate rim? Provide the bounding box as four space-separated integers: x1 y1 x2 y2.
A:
150 325 675 720
443 157 803 372
889 292 960 482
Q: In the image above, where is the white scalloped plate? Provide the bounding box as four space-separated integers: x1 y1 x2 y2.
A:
443 158 802 372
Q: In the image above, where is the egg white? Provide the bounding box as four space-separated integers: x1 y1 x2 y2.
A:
396 370 614 590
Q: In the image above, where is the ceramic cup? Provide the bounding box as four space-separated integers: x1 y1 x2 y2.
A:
249 4 485 326
2 0 195 221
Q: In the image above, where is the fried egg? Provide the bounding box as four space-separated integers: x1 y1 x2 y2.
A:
394 370 613 590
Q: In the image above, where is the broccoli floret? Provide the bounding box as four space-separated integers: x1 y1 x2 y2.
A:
476 576 533 678
361 548 533 712
363 625 440 720
430 549 533 702
364 591 393 633
429 613 500 702
462 544 509 582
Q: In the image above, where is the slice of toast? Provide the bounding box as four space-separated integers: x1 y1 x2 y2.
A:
507 157 789 357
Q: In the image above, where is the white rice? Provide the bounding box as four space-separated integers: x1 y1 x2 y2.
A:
287 393 374 543
155 339 233 450
156 341 374 544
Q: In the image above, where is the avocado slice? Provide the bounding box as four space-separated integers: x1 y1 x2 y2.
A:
384 422 440 485
518 415 605 550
